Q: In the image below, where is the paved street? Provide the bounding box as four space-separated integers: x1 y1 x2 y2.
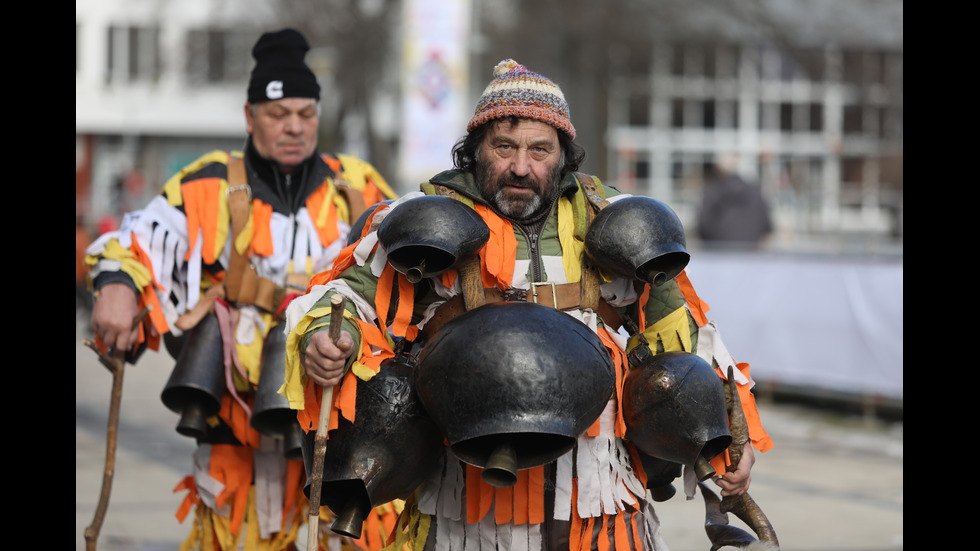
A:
76 325 902 551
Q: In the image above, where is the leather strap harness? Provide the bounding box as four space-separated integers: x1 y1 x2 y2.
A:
177 156 354 330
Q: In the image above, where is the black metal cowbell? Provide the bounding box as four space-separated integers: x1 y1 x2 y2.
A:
415 302 616 487
302 354 444 537
377 195 490 283
622 351 731 481
250 323 304 460
160 312 227 441
584 196 690 287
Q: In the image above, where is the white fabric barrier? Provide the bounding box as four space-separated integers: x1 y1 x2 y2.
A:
683 252 903 401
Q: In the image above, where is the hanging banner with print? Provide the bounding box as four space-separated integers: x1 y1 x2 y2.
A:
398 0 471 190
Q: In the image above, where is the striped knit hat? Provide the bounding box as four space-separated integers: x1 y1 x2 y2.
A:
468 59 576 139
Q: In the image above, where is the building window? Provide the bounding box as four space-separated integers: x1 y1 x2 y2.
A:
779 102 794 132
671 98 685 128
794 48 825 81
186 28 259 85
702 100 716 129
840 156 865 206
106 25 161 83
809 103 824 132
628 92 650 126
843 104 863 135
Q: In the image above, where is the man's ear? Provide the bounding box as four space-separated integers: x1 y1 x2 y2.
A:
244 102 254 135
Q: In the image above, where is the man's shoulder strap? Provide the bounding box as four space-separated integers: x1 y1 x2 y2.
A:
226 157 250 239
574 172 610 214
222 157 255 305
572 172 607 313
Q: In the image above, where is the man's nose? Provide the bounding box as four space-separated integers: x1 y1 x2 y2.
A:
510 150 531 177
283 115 302 134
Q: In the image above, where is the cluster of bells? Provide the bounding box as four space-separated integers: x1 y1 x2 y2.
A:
159 194 733 539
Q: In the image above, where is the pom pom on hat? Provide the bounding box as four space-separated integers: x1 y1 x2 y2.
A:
468 59 576 139
247 28 321 103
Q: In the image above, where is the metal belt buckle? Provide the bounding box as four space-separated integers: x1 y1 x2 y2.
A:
530 281 558 308
227 184 252 201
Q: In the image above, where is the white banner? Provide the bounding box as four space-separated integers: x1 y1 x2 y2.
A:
398 0 471 192
685 252 904 401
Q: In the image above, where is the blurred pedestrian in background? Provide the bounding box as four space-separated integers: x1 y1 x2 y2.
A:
696 152 773 251
84 28 397 551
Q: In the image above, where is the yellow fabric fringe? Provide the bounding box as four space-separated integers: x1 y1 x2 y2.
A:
91 238 154 290
380 493 430 551
628 305 693 354
557 196 583 283
336 153 398 200
282 304 332 409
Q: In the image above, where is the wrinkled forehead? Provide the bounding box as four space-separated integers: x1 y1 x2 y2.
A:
484 118 559 143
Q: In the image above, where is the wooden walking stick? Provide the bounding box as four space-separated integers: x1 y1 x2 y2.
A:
82 304 152 551
307 294 347 551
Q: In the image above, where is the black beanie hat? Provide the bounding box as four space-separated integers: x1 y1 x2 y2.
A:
247 28 321 103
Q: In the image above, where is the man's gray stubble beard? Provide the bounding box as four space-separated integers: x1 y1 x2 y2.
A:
475 150 564 223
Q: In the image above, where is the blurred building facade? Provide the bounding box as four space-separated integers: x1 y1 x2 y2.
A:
77 0 902 257
604 28 903 256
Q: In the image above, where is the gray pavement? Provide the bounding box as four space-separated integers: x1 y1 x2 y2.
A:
76 322 902 551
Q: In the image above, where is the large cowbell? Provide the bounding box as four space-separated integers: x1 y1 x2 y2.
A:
416 301 616 488
250 323 304 460
302 355 444 539
585 196 690 286
377 195 490 283
160 312 226 440
622 351 731 481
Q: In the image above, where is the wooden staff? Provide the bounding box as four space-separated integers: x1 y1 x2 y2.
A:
721 366 779 548
82 304 152 551
307 294 347 551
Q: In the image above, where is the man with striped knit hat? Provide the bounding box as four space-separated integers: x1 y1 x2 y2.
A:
288 59 774 551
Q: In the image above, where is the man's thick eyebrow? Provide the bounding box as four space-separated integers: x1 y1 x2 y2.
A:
487 134 516 146
527 136 555 148
487 134 554 148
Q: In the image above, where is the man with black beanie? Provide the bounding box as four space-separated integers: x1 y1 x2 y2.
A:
85 28 397 551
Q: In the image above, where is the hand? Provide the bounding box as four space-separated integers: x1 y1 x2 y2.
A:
714 441 755 497
90 283 140 354
301 329 355 387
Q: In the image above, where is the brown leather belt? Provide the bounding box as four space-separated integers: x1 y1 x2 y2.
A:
175 272 309 331
419 282 623 342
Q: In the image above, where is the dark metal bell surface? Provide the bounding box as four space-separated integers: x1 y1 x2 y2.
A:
584 196 690 286
302 355 444 537
347 199 395 246
637 453 683 502
250 323 304 460
377 195 490 282
160 312 227 441
416 302 616 475
622 351 731 475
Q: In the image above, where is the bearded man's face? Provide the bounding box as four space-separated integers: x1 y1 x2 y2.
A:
475 119 563 221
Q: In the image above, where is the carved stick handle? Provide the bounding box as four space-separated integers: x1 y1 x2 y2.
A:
721 365 779 548
725 366 748 472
